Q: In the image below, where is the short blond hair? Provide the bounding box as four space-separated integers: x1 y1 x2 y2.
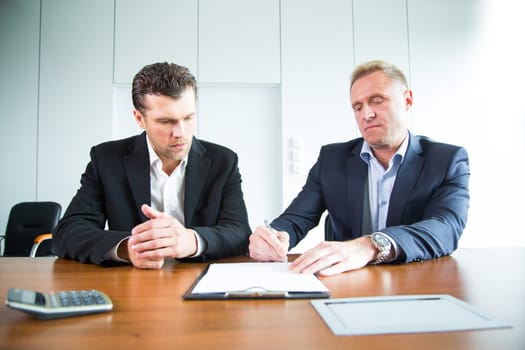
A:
350 60 408 89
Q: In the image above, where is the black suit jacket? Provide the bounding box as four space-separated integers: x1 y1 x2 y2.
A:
53 133 251 265
271 133 470 263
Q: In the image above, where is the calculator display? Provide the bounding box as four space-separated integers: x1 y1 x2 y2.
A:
7 289 45 305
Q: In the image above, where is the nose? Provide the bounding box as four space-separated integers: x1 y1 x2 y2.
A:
364 105 375 122
171 121 185 138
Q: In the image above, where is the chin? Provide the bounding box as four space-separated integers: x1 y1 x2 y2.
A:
365 139 388 149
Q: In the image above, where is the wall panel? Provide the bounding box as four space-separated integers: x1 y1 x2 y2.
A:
37 0 114 209
114 0 198 83
353 0 410 80
198 85 282 230
199 0 280 83
280 0 355 251
0 0 41 245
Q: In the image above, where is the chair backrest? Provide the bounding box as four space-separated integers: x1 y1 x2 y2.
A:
324 214 334 241
3 201 62 257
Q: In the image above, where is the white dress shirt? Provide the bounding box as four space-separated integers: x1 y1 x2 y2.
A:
148 141 187 225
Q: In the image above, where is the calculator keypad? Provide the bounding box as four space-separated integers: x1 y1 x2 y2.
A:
50 290 109 308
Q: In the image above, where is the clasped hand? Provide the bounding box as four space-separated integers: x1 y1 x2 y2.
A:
126 204 198 269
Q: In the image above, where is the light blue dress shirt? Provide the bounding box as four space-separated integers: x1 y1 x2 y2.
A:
359 133 410 260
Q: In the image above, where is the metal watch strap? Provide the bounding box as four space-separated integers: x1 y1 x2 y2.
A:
369 233 391 265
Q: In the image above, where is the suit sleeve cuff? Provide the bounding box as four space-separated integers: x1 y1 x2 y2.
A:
105 236 131 263
188 231 206 257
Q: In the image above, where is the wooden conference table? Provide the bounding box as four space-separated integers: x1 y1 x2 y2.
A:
1 248 524 350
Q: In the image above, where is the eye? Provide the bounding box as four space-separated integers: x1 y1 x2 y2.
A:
352 104 362 112
157 119 175 126
370 96 384 105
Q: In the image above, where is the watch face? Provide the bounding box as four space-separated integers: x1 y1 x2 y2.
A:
373 234 390 248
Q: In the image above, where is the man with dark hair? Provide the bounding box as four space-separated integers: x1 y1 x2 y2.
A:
54 62 251 269
249 60 470 276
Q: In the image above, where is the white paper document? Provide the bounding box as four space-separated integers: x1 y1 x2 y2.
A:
190 262 329 294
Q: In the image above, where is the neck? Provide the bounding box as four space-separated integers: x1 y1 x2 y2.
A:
161 159 181 176
371 148 397 170
370 132 407 169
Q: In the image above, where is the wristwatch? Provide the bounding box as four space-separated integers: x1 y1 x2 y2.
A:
369 232 392 264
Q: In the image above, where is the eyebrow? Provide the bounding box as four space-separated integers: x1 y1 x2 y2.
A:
154 111 196 120
353 93 388 104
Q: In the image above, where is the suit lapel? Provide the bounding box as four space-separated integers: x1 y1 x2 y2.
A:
346 141 368 239
387 134 424 226
184 138 210 224
123 132 150 222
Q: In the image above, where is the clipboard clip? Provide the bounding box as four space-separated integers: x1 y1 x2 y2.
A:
225 286 289 298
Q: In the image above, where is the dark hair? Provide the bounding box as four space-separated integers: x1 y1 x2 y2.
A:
132 62 197 114
351 60 408 89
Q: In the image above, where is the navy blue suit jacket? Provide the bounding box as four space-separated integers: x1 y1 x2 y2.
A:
53 132 251 265
272 133 470 263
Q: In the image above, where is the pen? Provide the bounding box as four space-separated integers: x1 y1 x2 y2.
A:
264 220 288 262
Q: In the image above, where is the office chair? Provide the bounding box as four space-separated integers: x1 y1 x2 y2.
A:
0 201 61 257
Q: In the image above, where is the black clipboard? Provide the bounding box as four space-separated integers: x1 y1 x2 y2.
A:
183 263 331 300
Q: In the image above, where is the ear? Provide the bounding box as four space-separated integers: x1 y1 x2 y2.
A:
404 89 414 110
133 109 146 129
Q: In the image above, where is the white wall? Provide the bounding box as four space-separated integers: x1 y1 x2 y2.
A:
0 0 40 218
198 85 282 229
113 0 198 83
37 0 114 206
451 0 525 247
1 0 524 253
198 0 281 83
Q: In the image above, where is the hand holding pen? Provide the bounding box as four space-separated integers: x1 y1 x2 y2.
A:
248 220 289 262
264 220 289 262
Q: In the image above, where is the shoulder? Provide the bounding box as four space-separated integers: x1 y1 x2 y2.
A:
412 134 468 157
192 138 238 161
89 134 146 162
320 137 363 156
92 133 143 153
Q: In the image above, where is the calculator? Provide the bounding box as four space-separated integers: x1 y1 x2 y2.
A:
5 288 113 320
